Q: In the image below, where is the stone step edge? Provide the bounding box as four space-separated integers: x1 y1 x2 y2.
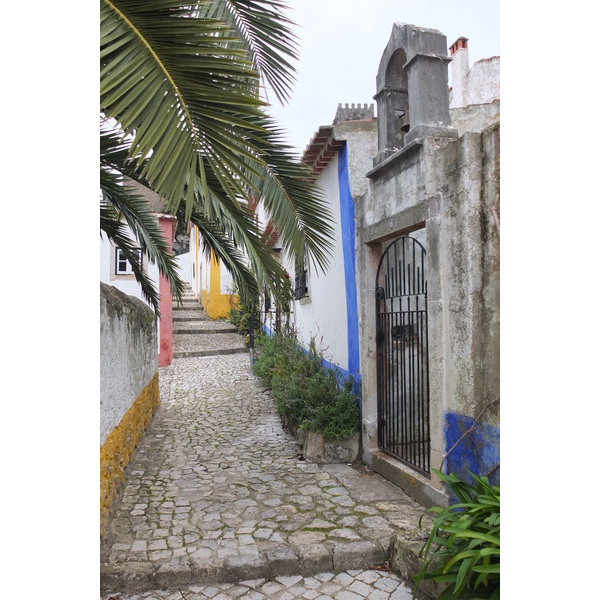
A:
173 327 238 334
100 540 390 594
173 347 247 358
174 305 203 309
173 317 210 322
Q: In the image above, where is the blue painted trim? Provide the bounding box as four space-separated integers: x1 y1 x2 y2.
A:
444 412 500 487
337 143 361 389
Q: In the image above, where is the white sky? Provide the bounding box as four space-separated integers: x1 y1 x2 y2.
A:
267 0 500 154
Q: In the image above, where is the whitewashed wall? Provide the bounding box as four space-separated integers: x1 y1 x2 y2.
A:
189 230 199 296
284 154 349 371
220 263 234 294
175 252 191 287
465 56 500 106
450 48 500 109
100 283 158 446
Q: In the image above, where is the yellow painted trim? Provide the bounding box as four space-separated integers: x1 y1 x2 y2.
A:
204 251 239 319
100 372 160 537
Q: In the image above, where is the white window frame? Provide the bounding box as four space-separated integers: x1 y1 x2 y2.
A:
115 247 142 275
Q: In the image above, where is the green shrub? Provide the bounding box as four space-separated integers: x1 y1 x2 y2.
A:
252 333 359 440
228 305 253 335
413 470 500 600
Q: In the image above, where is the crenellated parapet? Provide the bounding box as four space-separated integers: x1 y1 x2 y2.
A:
333 103 374 124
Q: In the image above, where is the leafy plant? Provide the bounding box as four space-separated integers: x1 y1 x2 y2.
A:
252 333 359 440
229 305 254 335
413 470 500 600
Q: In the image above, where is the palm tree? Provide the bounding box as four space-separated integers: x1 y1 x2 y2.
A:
100 0 335 315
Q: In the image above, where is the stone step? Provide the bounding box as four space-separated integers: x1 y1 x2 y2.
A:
173 316 210 322
101 569 414 600
173 326 238 334
173 347 247 358
173 304 203 310
101 539 388 593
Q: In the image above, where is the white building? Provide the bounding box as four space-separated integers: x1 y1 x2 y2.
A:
281 103 378 395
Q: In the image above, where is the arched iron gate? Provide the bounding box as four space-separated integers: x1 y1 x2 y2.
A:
376 236 431 475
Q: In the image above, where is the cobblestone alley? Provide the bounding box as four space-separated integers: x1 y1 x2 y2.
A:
100 294 430 600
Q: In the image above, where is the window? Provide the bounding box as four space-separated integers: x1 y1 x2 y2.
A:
115 248 142 275
294 258 308 300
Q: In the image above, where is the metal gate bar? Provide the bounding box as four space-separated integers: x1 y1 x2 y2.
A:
376 236 430 476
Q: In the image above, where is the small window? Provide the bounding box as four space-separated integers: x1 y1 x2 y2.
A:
115 248 142 275
294 258 308 300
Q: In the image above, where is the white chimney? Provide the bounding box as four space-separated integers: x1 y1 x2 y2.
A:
449 37 469 109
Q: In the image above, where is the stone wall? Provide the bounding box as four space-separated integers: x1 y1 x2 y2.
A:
358 125 500 498
100 283 160 535
357 23 500 504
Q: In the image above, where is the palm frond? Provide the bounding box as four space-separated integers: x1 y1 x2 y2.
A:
184 207 258 307
101 0 265 218
100 175 162 315
204 0 300 103
100 123 185 312
239 116 335 273
101 0 334 312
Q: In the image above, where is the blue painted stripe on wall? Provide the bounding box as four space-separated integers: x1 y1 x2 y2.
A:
337 143 361 391
444 412 500 486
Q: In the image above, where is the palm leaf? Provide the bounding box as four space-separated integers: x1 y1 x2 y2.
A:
183 207 260 307
203 0 300 104
101 122 185 310
101 0 334 278
237 115 335 272
100 201 162 315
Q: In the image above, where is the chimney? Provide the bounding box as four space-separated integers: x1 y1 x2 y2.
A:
449 37 469 109
449 37 469 56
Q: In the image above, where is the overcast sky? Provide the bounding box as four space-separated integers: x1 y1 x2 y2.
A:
267 0 500 154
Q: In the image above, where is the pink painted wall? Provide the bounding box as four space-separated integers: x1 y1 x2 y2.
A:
158 215 177 367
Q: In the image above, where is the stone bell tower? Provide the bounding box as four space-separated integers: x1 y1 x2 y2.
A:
373 23 457 166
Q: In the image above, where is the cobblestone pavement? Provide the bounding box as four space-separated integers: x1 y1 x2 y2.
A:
101 296 429 599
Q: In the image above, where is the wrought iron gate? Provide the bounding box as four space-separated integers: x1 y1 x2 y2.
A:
376 236 430 475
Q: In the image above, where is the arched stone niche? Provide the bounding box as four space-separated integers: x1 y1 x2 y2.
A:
373 23 457 166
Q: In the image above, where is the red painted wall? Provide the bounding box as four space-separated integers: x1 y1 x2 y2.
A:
158 215 177 367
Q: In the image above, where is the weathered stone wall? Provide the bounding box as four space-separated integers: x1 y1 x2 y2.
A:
430 125 500 485
355 23 500 503
357 125 500 495
100 283 160 535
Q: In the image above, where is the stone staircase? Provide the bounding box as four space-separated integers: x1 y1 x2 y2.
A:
171 285 247 359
